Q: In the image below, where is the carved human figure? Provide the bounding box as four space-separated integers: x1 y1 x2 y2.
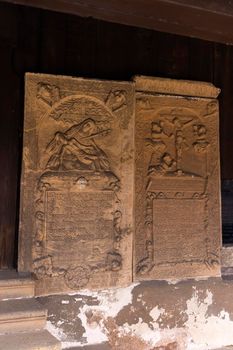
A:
45 118 111 172
168 116 192 173
175 130 189 170
148 152 176 176
146 121 169 151
146 120 172 172
193 124 209 153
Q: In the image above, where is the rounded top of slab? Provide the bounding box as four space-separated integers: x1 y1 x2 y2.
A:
133 75 220 99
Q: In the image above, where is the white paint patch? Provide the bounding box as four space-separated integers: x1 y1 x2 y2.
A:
119 305 166 346
78 305 108 345
185 289 233 349
167 279 183 285
46 320 68 342
149 305 165 327
48 283 138 348
46 283 233 349
120 317 161 346
77 283 138 345
2 296 33 301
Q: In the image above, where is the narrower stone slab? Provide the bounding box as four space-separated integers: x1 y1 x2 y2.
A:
19 73 134 295
134 75 221 281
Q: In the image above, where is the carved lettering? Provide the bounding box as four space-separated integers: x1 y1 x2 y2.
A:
134 76 221 281
19 73 134 295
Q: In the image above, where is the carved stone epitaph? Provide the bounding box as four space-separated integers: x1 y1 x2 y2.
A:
134 76 221 280
20 73 222 292
19 73 134 295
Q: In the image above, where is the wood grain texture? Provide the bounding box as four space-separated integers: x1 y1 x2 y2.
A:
2 0 233 44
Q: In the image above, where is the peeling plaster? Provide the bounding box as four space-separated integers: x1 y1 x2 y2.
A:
46 283 138 348
43 281 233 349
119 306 187 349
77 283 139 345
185 289 233 349
120 317 161 346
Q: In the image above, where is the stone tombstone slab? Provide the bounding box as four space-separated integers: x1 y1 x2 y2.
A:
19 73 134 295
134 76 221 281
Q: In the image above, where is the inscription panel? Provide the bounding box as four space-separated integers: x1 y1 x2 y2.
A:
46 191 114 265
134 76 221 281
153 199 206 266
19 73 134 295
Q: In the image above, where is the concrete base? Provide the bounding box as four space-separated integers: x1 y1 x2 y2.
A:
0 298 47 333
0 270 34 300
0 330 61 350
0 271 61 349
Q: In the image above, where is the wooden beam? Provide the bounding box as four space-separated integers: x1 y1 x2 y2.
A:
2 0 233 44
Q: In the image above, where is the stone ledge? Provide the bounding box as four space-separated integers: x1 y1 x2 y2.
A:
0 299 47 333
0 277 35 300
134 75 220 98
65 344 110 350
0 330 61 350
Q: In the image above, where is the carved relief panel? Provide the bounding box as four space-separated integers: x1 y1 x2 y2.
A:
134 76 221 281
19 73 134 295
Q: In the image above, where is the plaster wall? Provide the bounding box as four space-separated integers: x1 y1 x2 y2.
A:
38 278 233 349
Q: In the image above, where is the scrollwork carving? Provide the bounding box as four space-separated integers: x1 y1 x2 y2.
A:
64 266 91 289
136 192 154 275
33 256 66 280
106 251 122 272
136 241 154 275
33 113 127 286
204 238 220 269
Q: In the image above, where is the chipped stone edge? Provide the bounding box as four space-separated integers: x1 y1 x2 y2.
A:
133 75 221 99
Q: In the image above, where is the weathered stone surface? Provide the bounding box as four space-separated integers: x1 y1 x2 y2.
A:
0 274 34 300
0 270 35 300
19 73 134 295
0 330 61 350
222 246 233 267
0 298 47 333
134 75 221 281
135 75 220 98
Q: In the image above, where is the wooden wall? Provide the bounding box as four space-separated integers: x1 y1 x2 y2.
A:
1 2 233 268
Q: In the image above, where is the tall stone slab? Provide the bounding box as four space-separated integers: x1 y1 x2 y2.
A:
19 73 134 295
134 76 221 281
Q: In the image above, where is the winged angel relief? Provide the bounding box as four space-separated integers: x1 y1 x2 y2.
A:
45 118 111 172
37 93 122 192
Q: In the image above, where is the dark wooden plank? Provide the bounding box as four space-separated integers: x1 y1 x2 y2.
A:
0 4 41 269
2 0 233 44
0 3 21 268
213 44 233 180
0 45 19 269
